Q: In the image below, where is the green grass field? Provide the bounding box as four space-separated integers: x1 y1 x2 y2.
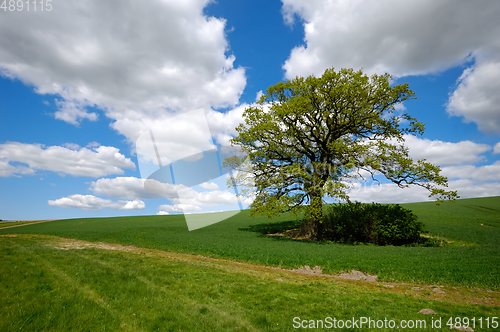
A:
1 196 499 331
2 196 499 288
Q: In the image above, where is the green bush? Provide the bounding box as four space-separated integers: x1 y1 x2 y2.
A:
322 202 424 245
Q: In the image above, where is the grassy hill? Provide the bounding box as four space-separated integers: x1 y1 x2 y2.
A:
1 196 499 331
1 196 499 289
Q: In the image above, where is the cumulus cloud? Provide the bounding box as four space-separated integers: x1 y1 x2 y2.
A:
122 200 146 210
348 179 500 204
206 105 248 146
348 182 431 203
281 0 500 79
158 203 202 213
91 177 167 200
157 173 253 213
446 60 500 134
494 142 500 154
54 100 99 125
0 0 246 142
135 109 216 171
280 1 500 134
90 176 192 200
48 194 145 210
0 142 135 177
0 159 35 177
347 136 500 203
442 162 500 182
402 136 491 166
199 182 219 190
134 107 248 181
445 179 500 199
178 189 240 206
90 175 244 214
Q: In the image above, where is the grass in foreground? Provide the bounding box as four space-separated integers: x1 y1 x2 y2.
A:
0 234 498 331
1 196 499 289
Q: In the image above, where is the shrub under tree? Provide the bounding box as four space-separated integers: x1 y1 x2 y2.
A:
322 202 424 245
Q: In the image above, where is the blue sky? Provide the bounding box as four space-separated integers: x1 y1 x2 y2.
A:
1 0 500 221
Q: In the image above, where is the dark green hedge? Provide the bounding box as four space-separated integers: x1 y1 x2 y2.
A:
322 202 424 245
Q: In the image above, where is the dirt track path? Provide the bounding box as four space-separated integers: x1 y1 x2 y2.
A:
0 220 58 229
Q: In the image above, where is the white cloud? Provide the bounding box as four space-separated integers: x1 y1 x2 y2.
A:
442 161 500 182
90 177 173 200
199 181 219 190
348 182 431 204
255 90 264 102
48 194 145 210
157 210 170 215
346 134 500 203
177 187 239 206
156 175 250 213
91 176 196 201
348 179 500 204
90 174 243 213
206 105 247 146
402 136 491 166
393 103 406 112
122 200 146 210
62 143 82 150
446 179 500 199
158 203 202 213
54 100 99 125
280 1 500 134
494 142 500 154
0 142 135 177
281 0 500 79
346 136 500 203
133 106 248 180
0 0 246 142
135 109 216 171
446 60 500 134
0 159 35 177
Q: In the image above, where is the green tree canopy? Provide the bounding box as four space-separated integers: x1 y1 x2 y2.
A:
224 68 458 238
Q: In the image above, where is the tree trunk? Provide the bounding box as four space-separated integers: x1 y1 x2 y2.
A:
309 194 323 240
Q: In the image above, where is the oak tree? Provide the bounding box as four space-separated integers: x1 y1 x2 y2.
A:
225 68 458 239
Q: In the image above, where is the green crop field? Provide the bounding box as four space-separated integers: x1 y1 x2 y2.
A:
1 196 499 331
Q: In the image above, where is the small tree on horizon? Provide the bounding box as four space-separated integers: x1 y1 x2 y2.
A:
224 68 458 240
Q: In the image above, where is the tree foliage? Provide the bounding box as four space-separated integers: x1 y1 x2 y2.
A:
224 68 458 238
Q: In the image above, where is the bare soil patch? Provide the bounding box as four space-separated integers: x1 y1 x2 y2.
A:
338 269 378 282
291 265 323 275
